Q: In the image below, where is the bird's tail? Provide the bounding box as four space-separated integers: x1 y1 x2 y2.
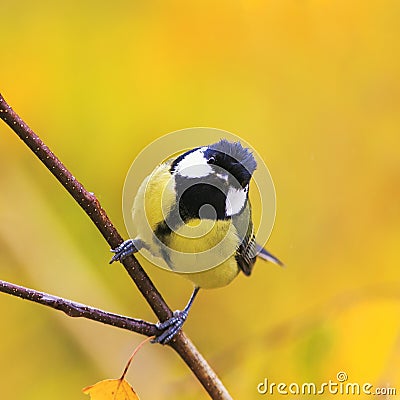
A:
256 244 284 267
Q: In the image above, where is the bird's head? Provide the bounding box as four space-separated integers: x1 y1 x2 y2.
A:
170 139 257 219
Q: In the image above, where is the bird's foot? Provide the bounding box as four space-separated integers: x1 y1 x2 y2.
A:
152 287 200 344
109 239 143 264
152 309 189 345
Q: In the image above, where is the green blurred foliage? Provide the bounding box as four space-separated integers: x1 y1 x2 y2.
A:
1 1 400 399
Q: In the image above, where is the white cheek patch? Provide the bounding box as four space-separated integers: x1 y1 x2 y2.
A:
175 147 214 178
225 185 248 216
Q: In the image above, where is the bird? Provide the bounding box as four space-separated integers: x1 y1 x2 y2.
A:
110 139 282 344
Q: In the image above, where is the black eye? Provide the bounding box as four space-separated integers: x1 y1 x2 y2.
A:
208 156 216 164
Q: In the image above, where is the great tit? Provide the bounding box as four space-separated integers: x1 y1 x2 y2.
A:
110 139 282 344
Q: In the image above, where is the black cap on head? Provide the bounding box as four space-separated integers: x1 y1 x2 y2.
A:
206 139 257 188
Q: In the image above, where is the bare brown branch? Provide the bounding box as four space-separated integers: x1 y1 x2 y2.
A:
0 279 158 336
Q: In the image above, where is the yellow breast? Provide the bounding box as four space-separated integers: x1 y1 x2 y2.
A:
177 257 240 289
167 219 240 288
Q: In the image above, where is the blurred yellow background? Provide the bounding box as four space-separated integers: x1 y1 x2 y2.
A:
1 1 400 399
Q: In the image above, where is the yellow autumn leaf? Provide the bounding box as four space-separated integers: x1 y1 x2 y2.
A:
83 378 139 400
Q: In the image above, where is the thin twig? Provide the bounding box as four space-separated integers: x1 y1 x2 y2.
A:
0 279 158 337
121 336 155 380
0 94 232 400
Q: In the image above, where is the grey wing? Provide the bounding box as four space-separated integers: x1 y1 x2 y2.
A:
235 220 257 276
233 200 283 275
